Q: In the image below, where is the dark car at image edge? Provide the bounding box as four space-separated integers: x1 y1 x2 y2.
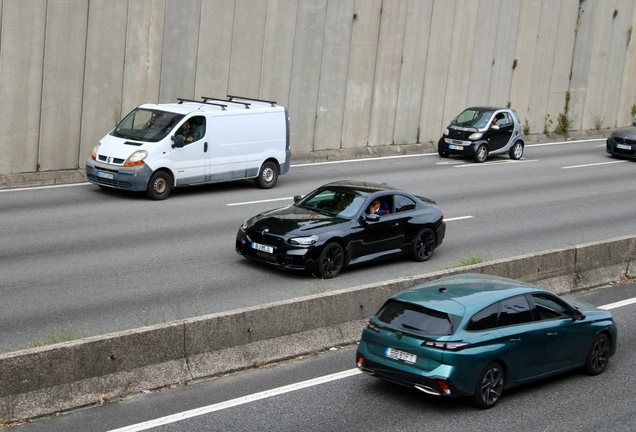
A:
606 126 636 159
235 180 445 278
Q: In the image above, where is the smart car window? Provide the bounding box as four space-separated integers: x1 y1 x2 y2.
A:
467 303 499 331
376 300 460 335
451 109 493 129
498 295 534 327
531 294 572 320
395 195 416 213
112 108 184 143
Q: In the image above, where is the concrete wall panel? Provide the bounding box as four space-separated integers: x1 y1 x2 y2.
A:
443 0 479 127
467 0 499 107
288 0 327 152
341 0 382 148
260 0 297 104
489 0 521 107
313 0 354 151
393 0 433 145
569 0 597 130
368 0 408 146
158 0 201 103
196 0 234 99
509 0 541 131
121 0 166 115
419 0 456 143
617 2 636 127
0 0 46 173
38 0 88 172
228 0 267 97
79 0 129 165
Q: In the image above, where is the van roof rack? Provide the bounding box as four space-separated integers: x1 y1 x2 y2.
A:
201 96 251 109
177 98 227 110
227 95 277 107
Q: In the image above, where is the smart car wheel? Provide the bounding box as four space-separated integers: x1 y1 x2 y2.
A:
412 228 436 262
583 333 610 376
255 161 278 189
145 170 173 200
472 362 505 409
509 141 523 160
438 149 450 158
474 145 488 163
316 242 344 279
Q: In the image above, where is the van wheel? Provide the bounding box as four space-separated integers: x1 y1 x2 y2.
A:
146 171 173 200
255 161 278 189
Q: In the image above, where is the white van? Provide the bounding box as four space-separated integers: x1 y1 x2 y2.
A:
85 96 291 200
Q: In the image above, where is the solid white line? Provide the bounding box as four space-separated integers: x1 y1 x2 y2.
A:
108 294 635 431
226 197 294 206
526 138 605 147
598 297 636 310
107 369 361 432
0 182 90 192
562 160 626 169
454 159 538 168
291 152 438 167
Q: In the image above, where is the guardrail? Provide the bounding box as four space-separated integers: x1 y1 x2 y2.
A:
1 234 635 422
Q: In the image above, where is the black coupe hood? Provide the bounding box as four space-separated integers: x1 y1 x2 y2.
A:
247 205 352 235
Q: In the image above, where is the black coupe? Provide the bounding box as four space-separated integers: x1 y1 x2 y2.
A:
235 181 446 278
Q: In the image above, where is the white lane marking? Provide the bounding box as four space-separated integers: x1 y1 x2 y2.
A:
445 216 473 222
292 152 438 167
526 138 605 147
107 369 362 432
109 295 635 431
0 182 90 192
562 160 626 169
599 297 636 310
226 197 294 206
454 159 538 167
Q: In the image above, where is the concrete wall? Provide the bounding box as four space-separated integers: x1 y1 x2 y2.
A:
1 234 635 422
1 0 635 174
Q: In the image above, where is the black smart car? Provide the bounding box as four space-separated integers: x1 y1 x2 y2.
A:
438 107 524 162
235 181 445 278
606 126 636 159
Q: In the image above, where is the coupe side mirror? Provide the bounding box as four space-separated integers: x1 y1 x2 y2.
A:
364 213 380 222
293 195 302 203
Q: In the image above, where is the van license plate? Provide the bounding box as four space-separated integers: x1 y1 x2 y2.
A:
251 242 273 254
96 171 114 180
449 144 463 151
616 144 631 150
385 347 417 364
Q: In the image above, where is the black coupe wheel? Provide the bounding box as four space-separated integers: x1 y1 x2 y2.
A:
584 333 610 376
255 161 278 189
474 144 488 163
145 171 173 200
509 141 523 160
472 362 505 409
412 228 436 262
316 242 344 279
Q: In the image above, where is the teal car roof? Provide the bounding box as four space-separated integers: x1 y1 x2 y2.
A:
393 273 543 317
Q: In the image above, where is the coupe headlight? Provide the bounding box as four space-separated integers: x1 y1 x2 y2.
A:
123 150 148 167
288 235 319 246
468 132 483 140
91 143 101 160
241 219 249 230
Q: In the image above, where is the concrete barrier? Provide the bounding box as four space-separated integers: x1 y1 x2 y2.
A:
1 235 635 422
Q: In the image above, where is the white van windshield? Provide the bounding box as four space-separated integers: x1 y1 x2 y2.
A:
111 108 184 142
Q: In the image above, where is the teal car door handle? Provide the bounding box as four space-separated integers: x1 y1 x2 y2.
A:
509 338 521 343
547 332 558 336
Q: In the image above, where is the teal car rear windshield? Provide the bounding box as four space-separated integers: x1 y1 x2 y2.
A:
376 300 462 335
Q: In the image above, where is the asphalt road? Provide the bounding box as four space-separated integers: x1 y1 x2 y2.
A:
2 138 636 351
13 283 636 431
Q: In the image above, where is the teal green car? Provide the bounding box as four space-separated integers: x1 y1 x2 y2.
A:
356 273 617 408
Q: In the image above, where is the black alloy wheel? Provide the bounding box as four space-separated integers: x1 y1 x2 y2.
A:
412 228 436 262
316 242 344 279
472 362 505 409
584 333 611 375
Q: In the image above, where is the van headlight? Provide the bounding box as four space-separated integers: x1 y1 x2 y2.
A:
91 144 101 161
288 235 319 246
468 132 483 140
123 150 148 167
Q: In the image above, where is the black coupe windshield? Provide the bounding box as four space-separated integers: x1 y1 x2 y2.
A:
296 188 365 218
111 108 184 142
450 108 493 129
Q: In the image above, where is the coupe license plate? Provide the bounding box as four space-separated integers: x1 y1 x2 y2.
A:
449 144 463 151
616 144 632 150
251 242 274 254
96 171 114 180
385 347 417 364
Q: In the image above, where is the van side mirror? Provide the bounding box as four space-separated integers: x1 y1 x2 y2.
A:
172 135 185 148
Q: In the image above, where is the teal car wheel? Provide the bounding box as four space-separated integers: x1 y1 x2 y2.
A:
584 333 610 376
472 362 505 409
